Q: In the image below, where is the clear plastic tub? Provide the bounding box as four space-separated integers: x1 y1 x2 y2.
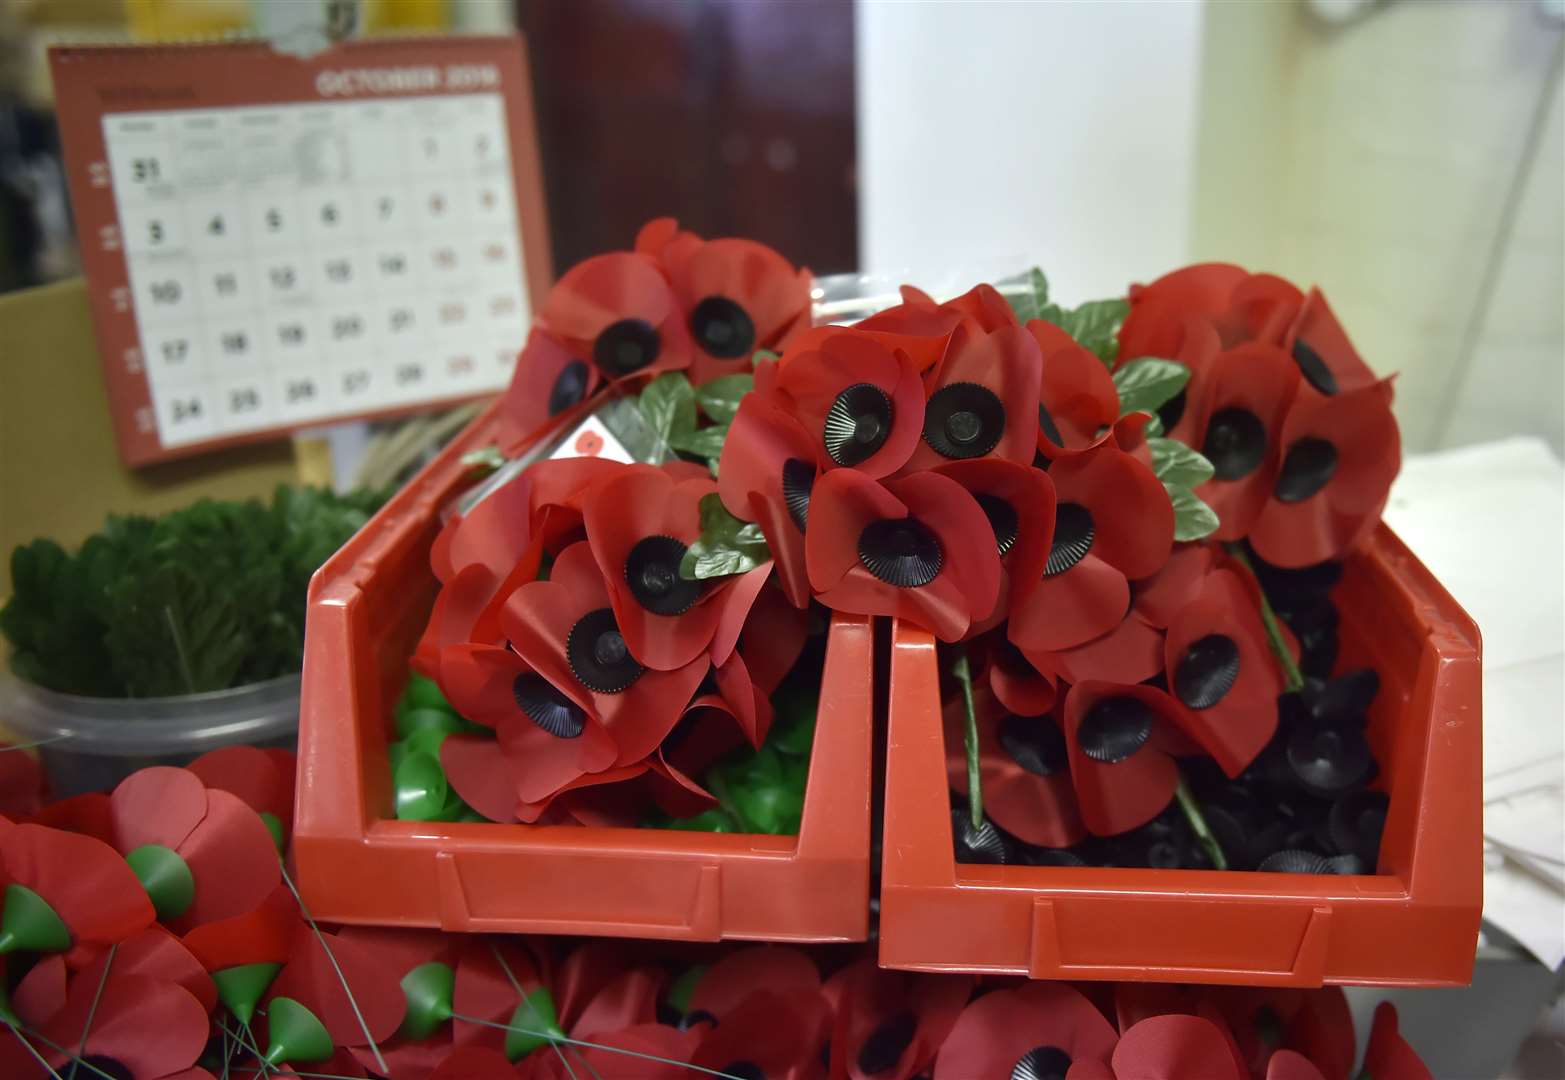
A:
0 669 300 797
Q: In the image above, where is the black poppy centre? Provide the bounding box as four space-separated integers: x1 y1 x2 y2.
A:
952 806 1008 864
1078 696 1154 763
974 493 1020 557
1275 437 1338 503
512 673 586 738
857 1009 918 1074
781 458 815 531
1037 401 1065 447
999 713 1068 776
1202 406 1267 481
1291 339 1339 396
721 1063 766 1080
566 607 643 693
690 295 756 359
1286 722 1372 795
547 359 590 416
924 382 1005 459
1173 633 1240 710
593 317 662 378
858 518 943 588
1012 1045 1073 1080
624 535 702 615
1045 503 1094 577
823 383 894 466
79 1059 133 1080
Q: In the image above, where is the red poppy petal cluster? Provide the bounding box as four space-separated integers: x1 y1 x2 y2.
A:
496 219 812 451
1118 264 1400 566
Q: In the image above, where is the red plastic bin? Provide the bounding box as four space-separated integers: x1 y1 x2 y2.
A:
292 402 873 942
878 524 1482 987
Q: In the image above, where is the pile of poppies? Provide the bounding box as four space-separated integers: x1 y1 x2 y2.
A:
408 217 1402 862
0 746 1433 1079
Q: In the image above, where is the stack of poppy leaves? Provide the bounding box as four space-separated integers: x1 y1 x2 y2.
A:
0 738 1436 1080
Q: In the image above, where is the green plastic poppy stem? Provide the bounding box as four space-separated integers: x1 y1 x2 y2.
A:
1174 772 1228 871
950 646 983 831
1225 544 1306 693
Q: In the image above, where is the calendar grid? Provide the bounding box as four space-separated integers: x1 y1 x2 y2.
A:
102 92 530 450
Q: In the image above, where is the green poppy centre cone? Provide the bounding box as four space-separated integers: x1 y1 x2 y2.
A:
259 812 287 854
0 979 18 1026
124 844 196 921
213 962 283 1026
0 883 71 955
263 996 335 1066
399 961 456 1040
667 965 706 1016
505 987 565 1061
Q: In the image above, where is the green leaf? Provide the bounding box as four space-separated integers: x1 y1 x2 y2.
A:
678 494 771 580
666 424 730 460
695 374 754 425
1037 295 1129 370
636 372 696 443
1148 437 1215 488
459 445 506 475
1167 485 1221 542
1113 358 1190 418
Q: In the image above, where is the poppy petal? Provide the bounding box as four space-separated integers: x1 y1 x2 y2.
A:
78 925 218 1014
0 823 154 948
736 584 813 693
181 883 298 971
39 975 208 1078
717 394 818 521
171 789 282 928
905 323 1043 470
268 926 407 1047
689 946 820 1019
541 252 690 382
710 561 774 668
1110 1014 1245 1080
987 641 1059 718
1049 446 1175 580
569 966 664 1041
1360 1002 1431 1080
1134 545 1217 629
1163 569 1280 776
1119 263 1249 363
1009 552 1130 654
1284 289 1379 400
441 735 522 824
109 766 206 853
1267 1050 1328 1080
1042 613 1166 686
187 747 292 831
1032 337 1121 458
935 983 1119 1080
1063 682 1184 837
496 328 601 451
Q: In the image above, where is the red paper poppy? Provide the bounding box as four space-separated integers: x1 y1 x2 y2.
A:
265 924 407 1053
21 792 113 844
26 971 210 1080
934 982 1119 1080
503 541 709 765
979 633 1059 718
0 747 43 818
538 251 692 385
825 958 971 1080
186 746 297 850
1029 323 1122 462
581 465 728 671
1282 289 1379 402
1360 1003 1431 1080
1132 544 1219 629
109 766 281 930
517 763 651 826
945 685 1085 848
689 988 830 1080
1162 568 1280 777
1062 682 1205 837
854 282 1020 363
1079 1014 1245 1080
524 1024 696 1080
1223 274 1305 351
451 938 548 1060
1038 610 1167 686
430 470 538 586
1177 343 1302 541
437 643 618 806
717 394 819 609
1119 263 1249 362
430 1046 522 1080
180 882 299 982
774 329 928 479
1248 382 1400 568
903 322 1042 473
929 461 1055 631
1267 1050 1328 1080
75 924 219 1017
1008 445 1174 653
0 820 154 956
658 227 813 385
496 328 602 453
806 468 1001 643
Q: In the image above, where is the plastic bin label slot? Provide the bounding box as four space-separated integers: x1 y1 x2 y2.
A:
436 850 723 938
1029 898 1332 986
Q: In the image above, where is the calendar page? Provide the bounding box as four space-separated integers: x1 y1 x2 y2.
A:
49 36 551 466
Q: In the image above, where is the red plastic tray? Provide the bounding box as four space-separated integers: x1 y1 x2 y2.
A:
293 402 873 942
878 524 1481 987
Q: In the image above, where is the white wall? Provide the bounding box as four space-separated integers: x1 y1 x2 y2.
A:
854 1 1206 305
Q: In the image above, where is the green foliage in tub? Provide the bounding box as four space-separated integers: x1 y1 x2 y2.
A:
1 485 391 698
